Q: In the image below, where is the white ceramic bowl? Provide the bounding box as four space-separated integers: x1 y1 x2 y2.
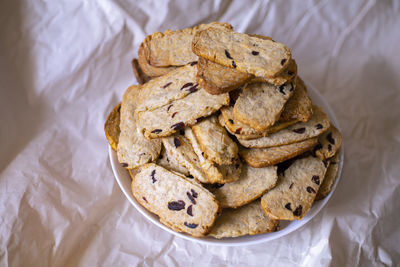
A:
109 82 344 246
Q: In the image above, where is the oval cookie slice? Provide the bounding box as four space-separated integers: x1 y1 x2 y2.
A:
132 163 219 237
238 106 330 148
314 124 343 160
261 156 327 220
210 164 278 208
316 150 341 200
208 200 279 239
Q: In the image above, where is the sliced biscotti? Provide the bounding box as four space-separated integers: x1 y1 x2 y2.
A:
233 81 295 131
279 77 313 122
137 88 229 138
117 86 162 168
185 128 241 184
104 103 121 151
240 138 319 168
156 146 191 176
138 42 178 77
191 116 238 165
131 163 219 237
197 57 297 95
143 22 232 67
161 135 209 183
316 150 341 200
131 58 152 84
192 26 291 78
136 64 201 113
210 164 278 208
208 200 279 238
239 106 330 148
261 156 327 220
219 106 297 139
314 124 343 160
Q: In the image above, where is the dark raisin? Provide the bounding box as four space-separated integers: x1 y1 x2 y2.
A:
184 222 198 229
162 82 172 88
289 183 294 189
186 175 194 179
232 61 237 68
314 142 322 152
187 205 193 216
328 144 332 151
191 189 198 198
214 183 224 189
187 84 199 93
167 104 173 111
225 49 233 59
235 163 240 169
293 127 306 134
121 163 128 167
312 175 320 185
315 124 323 129
171 122 185 130
281 59 287 65
235 128 242 134
251 51 259 55
172 112 178 118
201 152 204 157
228 119 234 124
168 201 185 211
151 170 157 183
190 61 198 66
142 197 148 203
179 129 185 135
187 191 196 204
151 129 162 134
285 203 292 211
195 117 205 123
293 205 302 216
279 85 286 95
327 133 335 145
307 186 316 193
181 82 193 90
173 137 181 148
288 71 294 76
289 83 294 91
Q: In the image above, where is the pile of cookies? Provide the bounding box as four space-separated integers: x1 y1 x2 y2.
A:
104 22 342 238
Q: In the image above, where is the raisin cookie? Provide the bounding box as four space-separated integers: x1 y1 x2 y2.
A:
239 137 319 168
238 106 330 148
261 156 327 220
132 163 219 236
314 124 343 160
210 164 278 208
316 150 341 200
117 85 162 169
104 103 121 151
192 26 291 78
208 200 279 239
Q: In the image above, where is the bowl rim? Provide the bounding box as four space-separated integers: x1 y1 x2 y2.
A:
109 81 344 246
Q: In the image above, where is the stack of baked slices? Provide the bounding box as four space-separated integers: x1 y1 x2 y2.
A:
105 22 342 238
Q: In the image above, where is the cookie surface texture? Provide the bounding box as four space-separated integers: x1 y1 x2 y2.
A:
208 200 279 239
104 103 121 151
117 86 162 169
240 137 319 168
316 151 341 200
192 27 291 78
192 116 238 165
233 81 295 131
211 164 278 208
261 156 327 220
238 106 330 148
131 163 219 237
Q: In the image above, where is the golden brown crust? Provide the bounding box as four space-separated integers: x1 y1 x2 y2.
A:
239 138 319 168
131 58 152 84
104 103 121 151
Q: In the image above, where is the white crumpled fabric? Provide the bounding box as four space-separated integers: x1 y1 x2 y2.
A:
1 0 399 266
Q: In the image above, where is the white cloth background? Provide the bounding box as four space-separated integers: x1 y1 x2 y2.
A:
1 0 399 266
